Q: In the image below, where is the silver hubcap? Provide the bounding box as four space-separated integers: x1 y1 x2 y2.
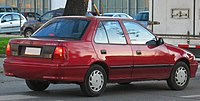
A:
89 70 104 92
175 66 187 86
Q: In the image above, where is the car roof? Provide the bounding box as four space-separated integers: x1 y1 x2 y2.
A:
103 13 128 15
55 16 132 20
138 11 149 14
0 12 21 15
0 6 17 8
46 8 64 13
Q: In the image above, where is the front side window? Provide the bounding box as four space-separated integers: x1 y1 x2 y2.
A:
120 14 128 18
103 21 127 44
32 18 90 39
41 12 54 20
123 21 156 44
2 14 12 22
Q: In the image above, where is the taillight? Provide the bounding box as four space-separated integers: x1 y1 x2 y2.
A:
53 46 66 60
6 43 11 56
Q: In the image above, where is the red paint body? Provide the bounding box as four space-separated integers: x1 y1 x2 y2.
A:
4 16 198 83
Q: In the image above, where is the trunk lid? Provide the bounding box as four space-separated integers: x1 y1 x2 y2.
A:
8 38 69 59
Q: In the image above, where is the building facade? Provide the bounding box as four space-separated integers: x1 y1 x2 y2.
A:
93 0 149 16
0 0 50 14
0 0 148 16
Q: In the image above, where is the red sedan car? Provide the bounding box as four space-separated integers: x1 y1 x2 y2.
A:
4 16 198 97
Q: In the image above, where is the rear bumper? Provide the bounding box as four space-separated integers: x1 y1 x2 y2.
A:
4 61 89 82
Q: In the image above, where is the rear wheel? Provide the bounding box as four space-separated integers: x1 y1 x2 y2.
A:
80 64 107 97
24 29 33 37
167 61 190 90
26 80 50 91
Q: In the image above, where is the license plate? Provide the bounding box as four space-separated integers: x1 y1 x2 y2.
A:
25 47 41 56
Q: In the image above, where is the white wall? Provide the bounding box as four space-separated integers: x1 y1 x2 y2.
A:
195 0 200 36
150 0 194 35
51 0 67 10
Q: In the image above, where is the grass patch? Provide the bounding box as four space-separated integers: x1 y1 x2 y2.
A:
0 37 20 55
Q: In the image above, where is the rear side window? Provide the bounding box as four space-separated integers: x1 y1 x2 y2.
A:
32 18 90 39
135 13 149 21
103 21 126 44
94 20 127 44
13 8 19 12
12 14 20 21
0 8 5 12
5 8 12 12
94 22 108 44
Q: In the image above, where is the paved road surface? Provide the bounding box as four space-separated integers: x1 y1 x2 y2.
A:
0 66 199 101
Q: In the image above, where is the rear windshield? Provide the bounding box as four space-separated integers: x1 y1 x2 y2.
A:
32 18 90 39
134 13 149 21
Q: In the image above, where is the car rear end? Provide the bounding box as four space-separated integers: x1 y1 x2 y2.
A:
4 17 92 82
4 38 68 79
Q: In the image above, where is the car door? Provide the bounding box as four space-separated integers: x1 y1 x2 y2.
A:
93 20 133 80
11 14 21 32
122 20 172 79
0 14 12 33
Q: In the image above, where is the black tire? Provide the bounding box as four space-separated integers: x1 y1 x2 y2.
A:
80 64 107 97
26 80 50 91
24 29 33 37
167 61 190 90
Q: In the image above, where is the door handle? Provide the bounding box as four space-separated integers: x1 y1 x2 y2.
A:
10 22 12 24
136 50 142 55
101 49 107 54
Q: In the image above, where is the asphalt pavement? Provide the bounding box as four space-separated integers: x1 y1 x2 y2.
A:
0 58 3 73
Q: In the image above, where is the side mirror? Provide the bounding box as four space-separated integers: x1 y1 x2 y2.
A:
146 40 157 48
157 37 164 45
37 17 41 21
1 20 6 23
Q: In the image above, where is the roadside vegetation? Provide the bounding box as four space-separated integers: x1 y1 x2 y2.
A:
0 37 21 55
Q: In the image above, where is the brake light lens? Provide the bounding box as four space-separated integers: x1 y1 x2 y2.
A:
6 43 11 56
53 46 66 60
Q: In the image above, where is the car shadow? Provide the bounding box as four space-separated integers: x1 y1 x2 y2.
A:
2 80 197 100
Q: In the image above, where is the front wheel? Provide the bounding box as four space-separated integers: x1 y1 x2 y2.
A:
167 61 190 90
80 64 107 97
24 29 33 37
26 80 50 91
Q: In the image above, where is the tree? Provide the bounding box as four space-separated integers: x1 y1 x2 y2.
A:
63 0 89 16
